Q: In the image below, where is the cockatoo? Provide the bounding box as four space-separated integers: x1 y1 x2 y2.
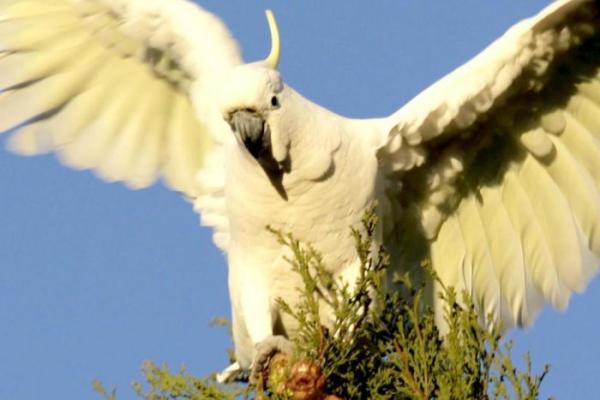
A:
2 0 600 380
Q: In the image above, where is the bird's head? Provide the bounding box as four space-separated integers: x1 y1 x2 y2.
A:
214 11 340 197
217 11 291 174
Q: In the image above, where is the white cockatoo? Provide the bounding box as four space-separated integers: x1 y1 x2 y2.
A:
2 0 600 379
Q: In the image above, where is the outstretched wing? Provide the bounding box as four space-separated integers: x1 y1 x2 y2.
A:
378 0 600 329
0 0 241 249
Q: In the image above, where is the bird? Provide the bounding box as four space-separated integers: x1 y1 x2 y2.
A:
1 0 600 383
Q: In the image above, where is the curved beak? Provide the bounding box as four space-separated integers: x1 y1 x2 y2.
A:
227 109 269 159
226 109 289 200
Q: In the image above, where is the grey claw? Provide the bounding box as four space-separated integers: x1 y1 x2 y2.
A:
250 335 293 384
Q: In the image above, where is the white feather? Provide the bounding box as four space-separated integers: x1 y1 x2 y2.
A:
4 0 600 376
382 0 600 328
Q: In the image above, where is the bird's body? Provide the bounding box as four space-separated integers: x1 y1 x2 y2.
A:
220 84 384 366
2 0 600 380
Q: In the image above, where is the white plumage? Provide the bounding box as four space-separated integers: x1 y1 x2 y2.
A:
2 0 600 377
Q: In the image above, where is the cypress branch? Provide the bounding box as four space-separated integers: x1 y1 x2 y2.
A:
95 211 549 399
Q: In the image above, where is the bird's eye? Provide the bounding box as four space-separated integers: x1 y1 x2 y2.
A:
271 96 279 107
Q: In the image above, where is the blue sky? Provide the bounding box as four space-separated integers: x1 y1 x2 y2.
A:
1 1 599 399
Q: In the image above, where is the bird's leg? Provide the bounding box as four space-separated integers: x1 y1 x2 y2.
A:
250 335 293 384
228 258 295 383
237 286 293 382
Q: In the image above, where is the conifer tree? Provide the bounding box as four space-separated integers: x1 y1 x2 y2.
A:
95 211 549 400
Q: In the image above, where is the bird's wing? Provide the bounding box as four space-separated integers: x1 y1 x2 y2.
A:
0 0 241 250
377 0 600 328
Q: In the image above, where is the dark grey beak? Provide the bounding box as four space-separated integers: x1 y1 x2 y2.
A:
226 109 289 200
227 109 269 159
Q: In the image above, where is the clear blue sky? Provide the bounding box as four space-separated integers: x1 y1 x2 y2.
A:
1 1 599 399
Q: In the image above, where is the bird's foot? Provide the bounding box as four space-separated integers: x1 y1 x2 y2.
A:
250 335 293 384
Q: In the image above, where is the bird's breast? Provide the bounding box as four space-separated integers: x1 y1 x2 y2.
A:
225 131 379 277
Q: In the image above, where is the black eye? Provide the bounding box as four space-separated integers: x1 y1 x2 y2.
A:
271 96 279 107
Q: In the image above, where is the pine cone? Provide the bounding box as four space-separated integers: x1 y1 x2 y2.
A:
285 360 326 400
264 353 343 400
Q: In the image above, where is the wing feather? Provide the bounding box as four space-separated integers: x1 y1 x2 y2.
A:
96 79 168 186
478 185 528 325
0 0 242 250
456 196 505 322
163 92 212 197
380 0 600 327
519 154 587 293
0 62 98 132
59 74 146 170
546 135 600 256
561 112 600 188
430 216 468 329
500 170 547 321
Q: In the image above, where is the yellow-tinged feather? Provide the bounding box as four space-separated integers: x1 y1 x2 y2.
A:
500 170 551 318
7 123 41 155
519 127 554 158
476 185 528 325
60 70 146 171
561 112 600 189
8 84 109 157
162 94 189 193
540 110 566 136
0 39 94 89
517 155 583 295
0 1 70 22
96 92 158 184
0 55 104 133
91 16 129 46
566 94 600 140
456 196 506 322
545 135 600 259
576 76 600 105
52 87 122 149
99 77 172 189
0 20 89 52
163 92 211 196
123 80 173 189
430 215 468 329
385 0 600 330
182 106 213 192
0 10 80 34
0 0 240 260
0 0 218 197
52 57 138 147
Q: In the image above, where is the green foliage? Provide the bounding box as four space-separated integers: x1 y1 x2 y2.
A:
94 362 250 400
269 209 549 399
95 210 549 399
